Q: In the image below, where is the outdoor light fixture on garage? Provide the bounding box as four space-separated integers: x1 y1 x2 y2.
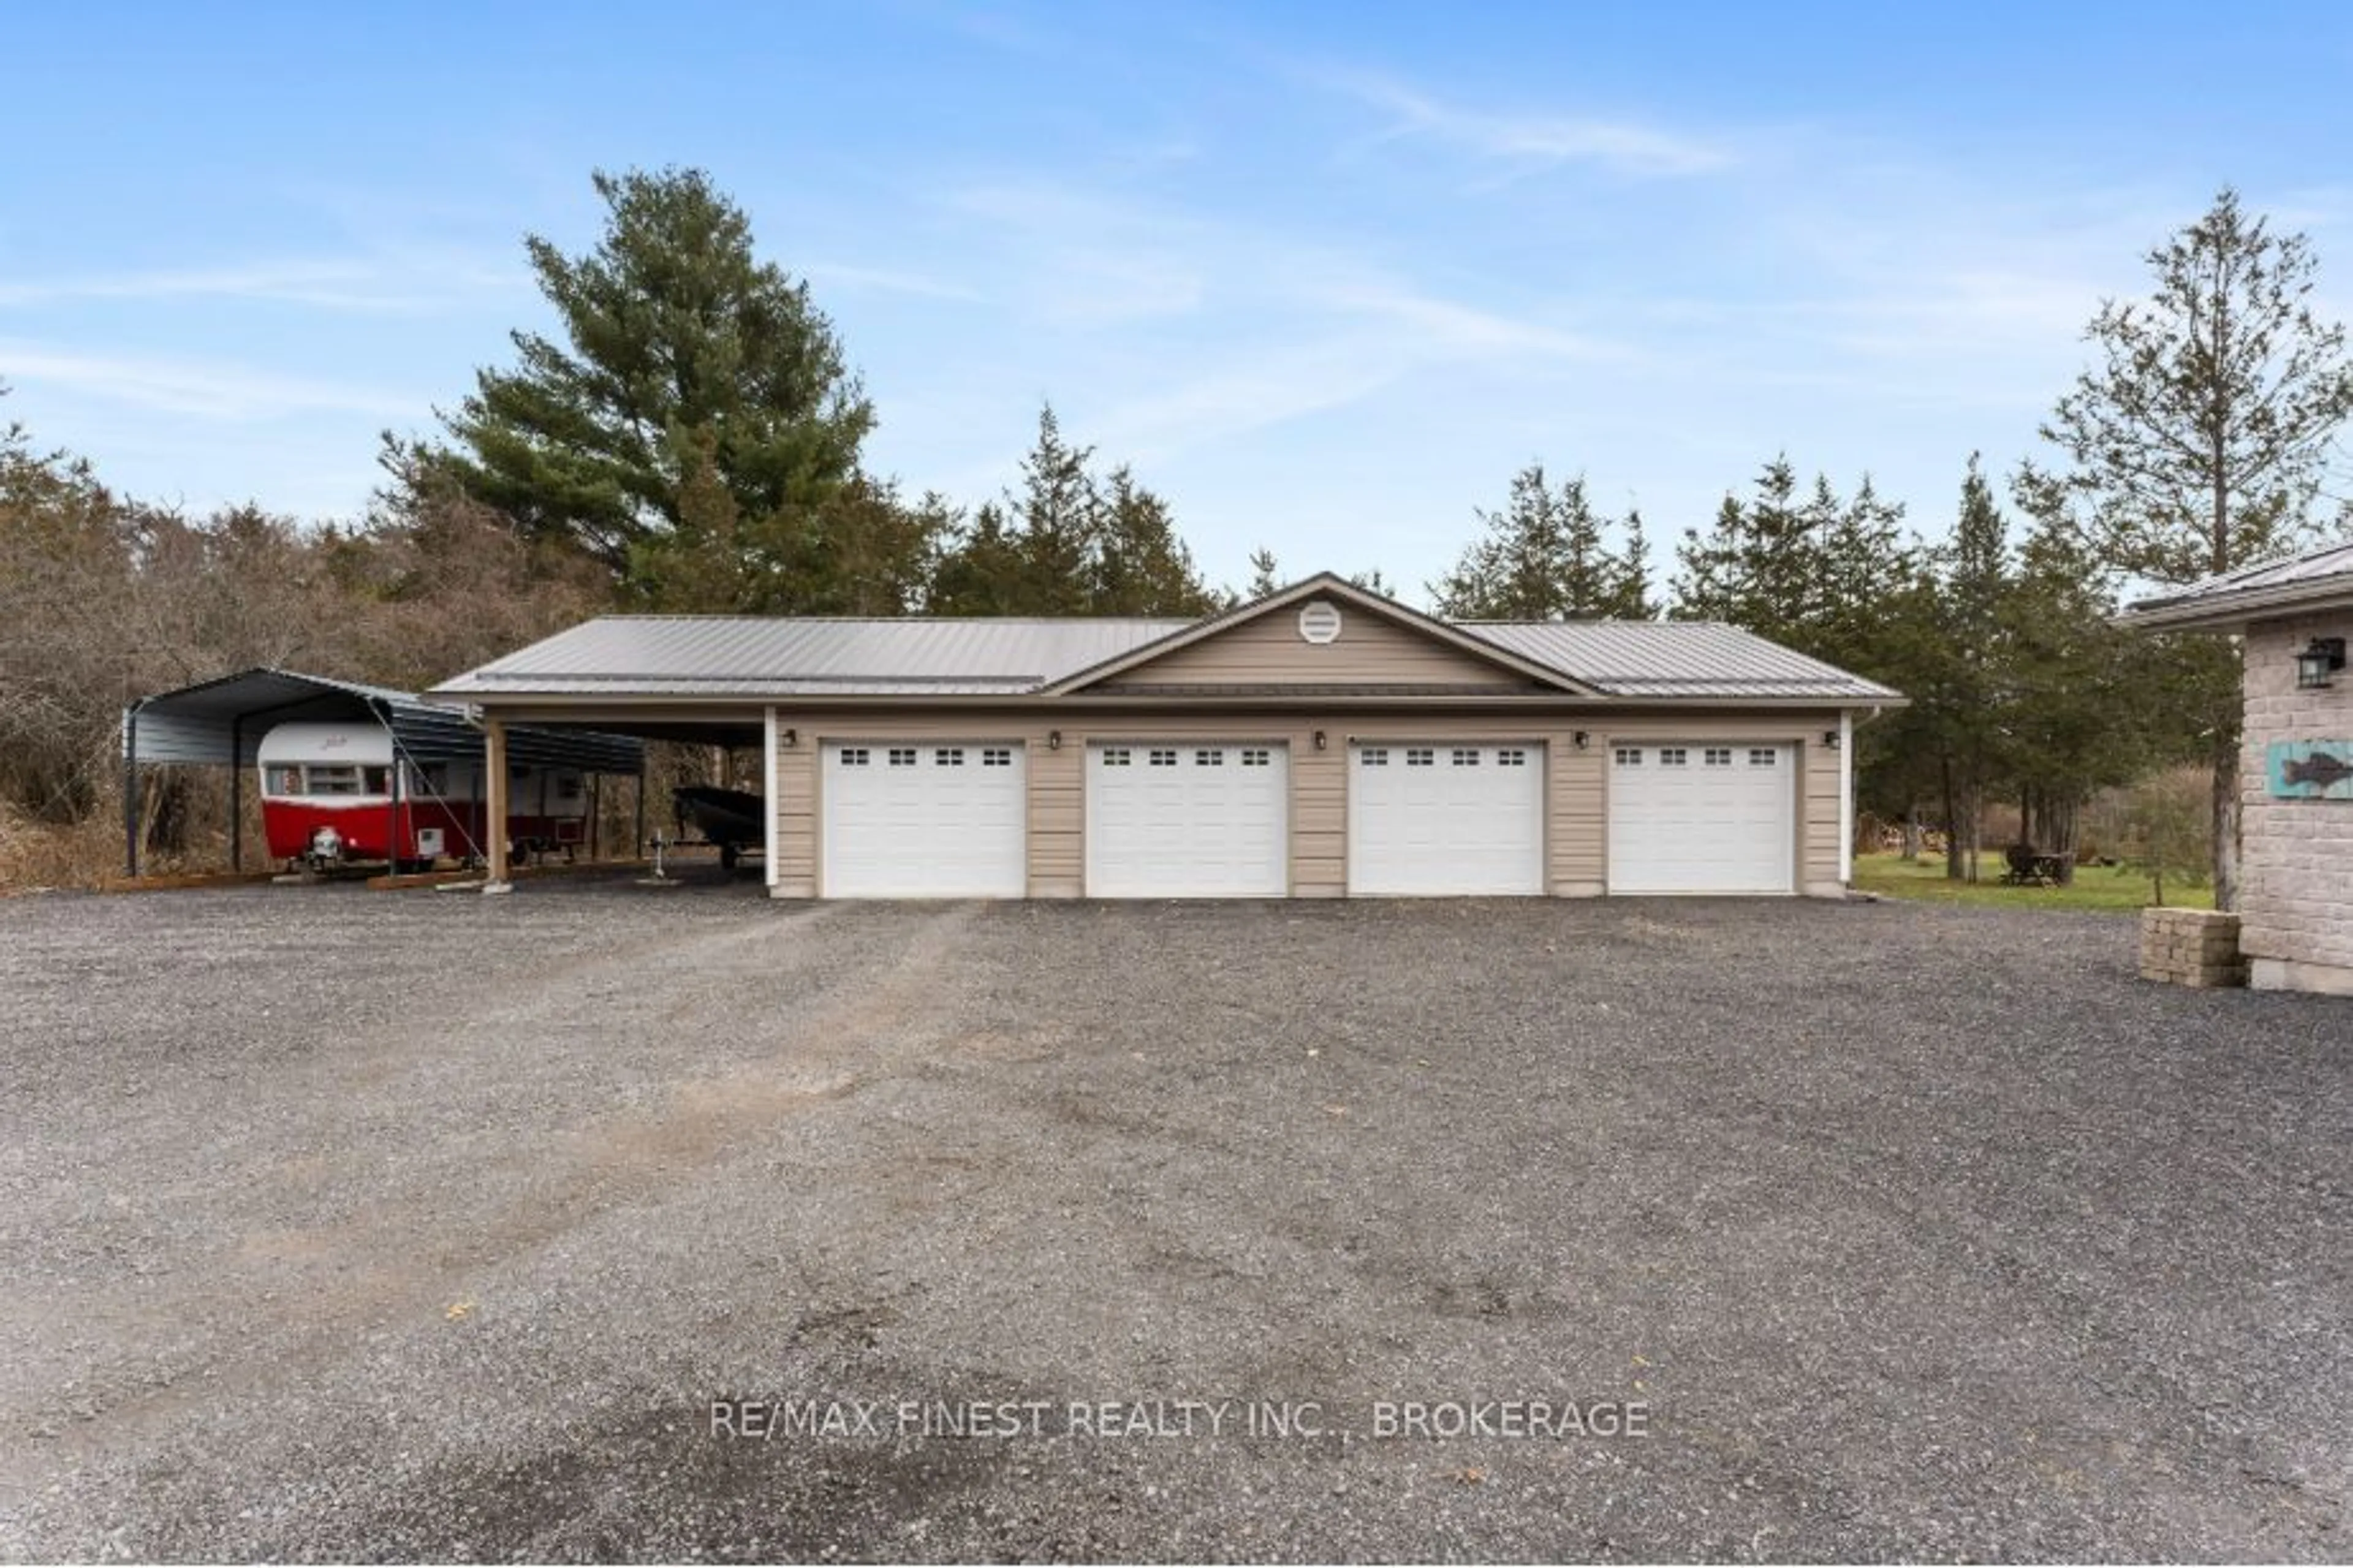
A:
2295 637 2346 690
1822 729 1841 749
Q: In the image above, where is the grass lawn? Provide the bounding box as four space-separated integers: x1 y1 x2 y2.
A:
1852 850 2213 913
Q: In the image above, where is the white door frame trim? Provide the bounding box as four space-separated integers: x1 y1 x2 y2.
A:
763 705 781 890
1837 711 1854 885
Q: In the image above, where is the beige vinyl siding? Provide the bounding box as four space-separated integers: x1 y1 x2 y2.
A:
775 735 819 892
762 708 1847 898
1109 607 1534 689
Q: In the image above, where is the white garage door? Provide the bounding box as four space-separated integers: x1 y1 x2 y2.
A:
823 742 1026 898
1349 742 1544 896
1086 743 1288 898
1608 743 1794 895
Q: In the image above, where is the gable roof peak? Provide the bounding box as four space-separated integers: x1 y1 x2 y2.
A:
1038 570 1600 697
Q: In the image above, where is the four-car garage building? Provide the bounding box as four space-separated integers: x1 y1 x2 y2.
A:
429 575 1898 900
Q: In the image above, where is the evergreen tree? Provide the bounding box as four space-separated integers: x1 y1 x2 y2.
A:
1433 463 1652 618
926 404 1216 616
1816 476 1912 675
1673 458 1912 663
2043 187 2353 907
1674 457 1816 639
1928 457 2013 877
399 167 876 608
926 502 1025 615
1998 466 2169 855
1613 509 1656 619
1093 465 1219 616
1245 547 1281 600
1007 404 1099 613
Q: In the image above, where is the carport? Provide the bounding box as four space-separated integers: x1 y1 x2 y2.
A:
121 668 646 877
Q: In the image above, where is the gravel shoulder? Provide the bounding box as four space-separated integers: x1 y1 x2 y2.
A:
0 877 2347 1561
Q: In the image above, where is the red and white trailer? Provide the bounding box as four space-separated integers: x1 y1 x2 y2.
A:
122 668 645 879
256 721 591 871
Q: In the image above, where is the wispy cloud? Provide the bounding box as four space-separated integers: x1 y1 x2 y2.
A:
0 253 520 313
1313 66 1734 179
801 260 986 303
0 342 420 420
945 181 1213 325
922 168 1635 463
1318 279 1612 362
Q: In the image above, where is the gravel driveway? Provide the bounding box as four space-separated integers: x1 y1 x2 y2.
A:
1 878 2346 1561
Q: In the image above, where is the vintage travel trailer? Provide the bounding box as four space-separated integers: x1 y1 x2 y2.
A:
255 721 592 871
121 669 645 878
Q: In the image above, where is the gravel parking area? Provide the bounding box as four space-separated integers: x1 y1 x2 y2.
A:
1 877 2347 1561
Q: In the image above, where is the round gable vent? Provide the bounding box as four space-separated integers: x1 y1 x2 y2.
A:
1297 600 1344 645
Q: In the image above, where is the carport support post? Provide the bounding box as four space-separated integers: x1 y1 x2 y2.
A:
121 704 140 880
633 758 646 858
385 736 402 872
482 715 512 895
229 715 244 872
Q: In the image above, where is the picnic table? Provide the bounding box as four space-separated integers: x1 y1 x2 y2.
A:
2001 846 2075 887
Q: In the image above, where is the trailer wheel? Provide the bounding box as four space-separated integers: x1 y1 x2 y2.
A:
720 843 741 870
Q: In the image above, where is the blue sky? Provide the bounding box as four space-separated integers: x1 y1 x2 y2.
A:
4 1 2350 603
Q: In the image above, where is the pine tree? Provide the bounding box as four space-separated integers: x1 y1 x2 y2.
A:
1093 466 1219 616
2043 187 2353 907
1998 464 2194 858
1007 404 1099 613
400 167 875 607
1433 463 1653 619
1612 509 1656 619
1930 456 2012 878
1673 457 1817 641
928 404 1216 616
926 502 1025 615
1245 547 1281 600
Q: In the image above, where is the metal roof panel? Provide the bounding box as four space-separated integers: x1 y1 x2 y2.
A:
430 608 1900 705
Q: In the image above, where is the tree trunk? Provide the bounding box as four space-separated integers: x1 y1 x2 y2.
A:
1965 784 1981 884
146 770 193 855
1940 756 1961 881
1901 809 1921 862
2211 737 2240 912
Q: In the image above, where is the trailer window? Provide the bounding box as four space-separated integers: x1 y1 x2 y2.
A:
269 767 303 796
306 765 363 795
555 775 582 800
363 767 391 795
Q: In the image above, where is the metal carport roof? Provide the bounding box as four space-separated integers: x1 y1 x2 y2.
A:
123 667 645 773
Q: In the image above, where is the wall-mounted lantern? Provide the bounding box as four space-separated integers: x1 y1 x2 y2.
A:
1822 729 1842 750
1572 730 1589 750
1048 730 1063 750
2295 637 2346 691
